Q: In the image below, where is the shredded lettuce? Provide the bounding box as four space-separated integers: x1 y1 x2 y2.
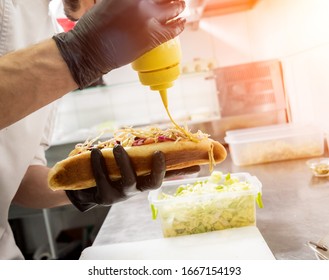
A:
153 171 263 237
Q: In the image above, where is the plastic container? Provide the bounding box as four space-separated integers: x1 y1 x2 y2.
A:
148 172 262 238
306 158 329 177
224 123 324 166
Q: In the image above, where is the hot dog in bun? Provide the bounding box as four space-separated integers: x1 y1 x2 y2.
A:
48 126 227 191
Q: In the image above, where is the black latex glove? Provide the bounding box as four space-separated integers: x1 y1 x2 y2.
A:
66 145 200 212
53 0 186 89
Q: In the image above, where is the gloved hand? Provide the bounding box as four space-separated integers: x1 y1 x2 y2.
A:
66 145 200 212
53 0 186 89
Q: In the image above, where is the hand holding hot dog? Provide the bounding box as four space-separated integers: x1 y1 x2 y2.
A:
66 145 200 212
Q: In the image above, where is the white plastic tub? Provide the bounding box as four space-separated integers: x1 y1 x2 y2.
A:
225 123 324 166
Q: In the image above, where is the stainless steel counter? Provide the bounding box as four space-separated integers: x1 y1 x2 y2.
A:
92 151 329 260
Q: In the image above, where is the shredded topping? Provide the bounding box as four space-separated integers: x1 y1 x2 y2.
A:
208 142 215 172
69 126 210 156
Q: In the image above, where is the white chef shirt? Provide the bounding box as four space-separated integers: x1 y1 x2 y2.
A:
0 0 62 259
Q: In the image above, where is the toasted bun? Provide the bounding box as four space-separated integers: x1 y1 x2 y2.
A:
48 138 227 191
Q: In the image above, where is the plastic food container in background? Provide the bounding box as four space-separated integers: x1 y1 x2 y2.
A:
306 158 329 177
148 171 263 238
224 123 324 166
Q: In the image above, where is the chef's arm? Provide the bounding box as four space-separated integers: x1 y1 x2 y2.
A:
0 0 185 130
0 40 77 130
13 165 71 209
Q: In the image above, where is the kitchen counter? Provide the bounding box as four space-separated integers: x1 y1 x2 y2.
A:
91 150 329 260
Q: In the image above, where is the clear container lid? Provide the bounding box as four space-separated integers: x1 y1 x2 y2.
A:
224 123 323 144
148 172 262 206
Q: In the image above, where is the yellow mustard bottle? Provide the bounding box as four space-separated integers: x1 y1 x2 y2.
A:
131 38 197 142
131 38 181 109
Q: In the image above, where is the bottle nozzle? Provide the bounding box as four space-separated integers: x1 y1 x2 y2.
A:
159 89 168 108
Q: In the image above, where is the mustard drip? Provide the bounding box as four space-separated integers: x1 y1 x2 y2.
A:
159 90 198 142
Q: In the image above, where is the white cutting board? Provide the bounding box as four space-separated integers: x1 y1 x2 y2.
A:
80 226 275 260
